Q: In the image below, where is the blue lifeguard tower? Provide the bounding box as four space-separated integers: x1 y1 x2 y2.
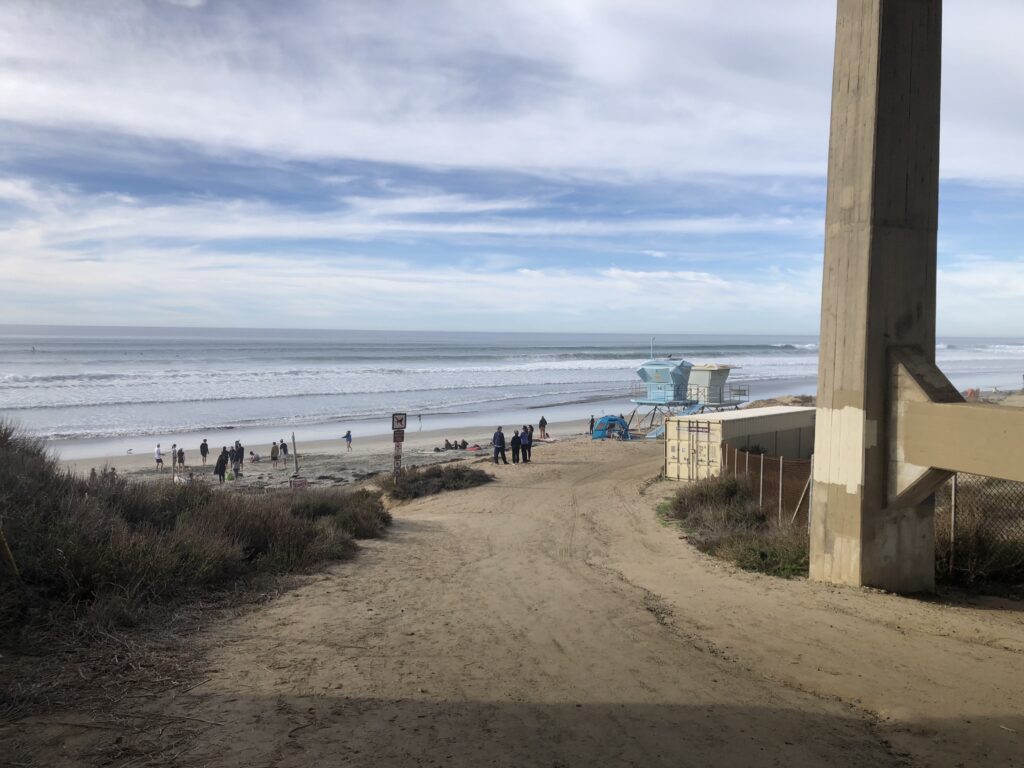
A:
626 358 748 436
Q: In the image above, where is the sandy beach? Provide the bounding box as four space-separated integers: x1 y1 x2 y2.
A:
62 417 595 489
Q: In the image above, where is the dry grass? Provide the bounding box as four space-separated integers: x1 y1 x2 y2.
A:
0 434 470 734
661 476 809 579
381 463 493 501
935 478 1024 588
0 420 393 716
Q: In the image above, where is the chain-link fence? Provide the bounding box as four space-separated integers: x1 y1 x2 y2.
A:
935 473 1024 584
722 444 812 527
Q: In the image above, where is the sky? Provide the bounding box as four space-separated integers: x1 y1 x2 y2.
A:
1 0 1024 335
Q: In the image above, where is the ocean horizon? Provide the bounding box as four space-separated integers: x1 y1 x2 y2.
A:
3 324 1024 459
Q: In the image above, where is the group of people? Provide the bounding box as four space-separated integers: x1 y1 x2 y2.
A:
157 438 291 483
491 424 535 465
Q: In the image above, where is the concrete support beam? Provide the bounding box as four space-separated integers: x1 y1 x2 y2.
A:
894 350 1024 483
810 0 942 593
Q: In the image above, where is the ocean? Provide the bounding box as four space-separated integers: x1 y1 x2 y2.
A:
2 325 1024 459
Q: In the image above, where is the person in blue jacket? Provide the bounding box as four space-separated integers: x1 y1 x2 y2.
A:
492 426 508 464
520 424 532 463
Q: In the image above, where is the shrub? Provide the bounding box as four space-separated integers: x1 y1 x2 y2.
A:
662 476 809 579
382 463 493 500
0 421 388 644
290 489 391 538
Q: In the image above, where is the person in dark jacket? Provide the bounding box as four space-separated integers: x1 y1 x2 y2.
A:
520 424 532 463
589 415 595 435
492 426 508 465
236 441 244 468
214 447 229 484
510 429 522 464
538 416 547 439
200 438 209 464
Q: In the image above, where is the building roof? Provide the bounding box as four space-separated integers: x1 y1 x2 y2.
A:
668 405 814 422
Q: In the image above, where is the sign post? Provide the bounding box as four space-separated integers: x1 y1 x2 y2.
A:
392 413 406 478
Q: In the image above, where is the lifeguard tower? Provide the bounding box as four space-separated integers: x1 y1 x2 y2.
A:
687 364 748 408
628 358 748 435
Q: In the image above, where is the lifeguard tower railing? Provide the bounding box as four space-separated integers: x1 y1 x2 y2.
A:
628 381 748 409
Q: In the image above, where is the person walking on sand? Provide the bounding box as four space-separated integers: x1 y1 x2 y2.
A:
520 424 532 463
492 426 508 465
214 447 229 484
177 447 186 468
510 428 522 464
343 430 353 452
236 441 244 469
271 440 280 468
154 443 164 471
539 416 547 439
589 415 595 435
200 438 209 465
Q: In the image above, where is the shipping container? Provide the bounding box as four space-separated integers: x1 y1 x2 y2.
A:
664 406 815 481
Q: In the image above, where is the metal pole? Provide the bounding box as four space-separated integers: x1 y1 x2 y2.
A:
758 453 765 510
745 450 750 477
949 474 958 577
778 456 784 525
292 431 299 475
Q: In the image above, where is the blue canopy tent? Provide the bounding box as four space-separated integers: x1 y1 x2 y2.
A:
591 415 631 440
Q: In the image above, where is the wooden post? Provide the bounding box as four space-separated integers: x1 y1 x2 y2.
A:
791 474 812 525
745 450 750 477
949 474 958 577
733 448 738 478
291 431 299 475
778 456 784 525
759 453 765 510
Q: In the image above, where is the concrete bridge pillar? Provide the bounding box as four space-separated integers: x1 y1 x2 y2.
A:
810 0 944 593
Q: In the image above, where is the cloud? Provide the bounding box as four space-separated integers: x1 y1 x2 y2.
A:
2 1 1024 334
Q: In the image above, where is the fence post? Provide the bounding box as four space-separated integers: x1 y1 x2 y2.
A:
758 453 765 510
745 449 750 477
808 455 814 532
778 456 784 525
949 474 958 577
734 448 738 478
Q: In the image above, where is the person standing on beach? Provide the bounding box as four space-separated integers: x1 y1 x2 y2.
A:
270 440 279 469
200 439 209 465
539 416 548 439
510 429 522 464
154 443 164 471
520 425 532 463
177 447 186 468
492 426 508 465
280 439 288 461
214 447 229 483
235 441 244 469
589 415 595 435
343 430 353 452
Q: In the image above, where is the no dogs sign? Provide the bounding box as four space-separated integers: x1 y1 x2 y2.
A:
392 412 407 430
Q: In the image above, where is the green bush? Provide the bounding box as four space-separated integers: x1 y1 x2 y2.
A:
0 421 388 644
382 463 493 500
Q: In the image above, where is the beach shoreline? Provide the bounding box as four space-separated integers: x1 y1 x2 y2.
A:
61 416 596 488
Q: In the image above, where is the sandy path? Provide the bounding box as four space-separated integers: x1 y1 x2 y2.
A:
19 439 1024 766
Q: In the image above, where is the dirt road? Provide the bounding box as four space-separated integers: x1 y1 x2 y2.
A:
20 439 1024 766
